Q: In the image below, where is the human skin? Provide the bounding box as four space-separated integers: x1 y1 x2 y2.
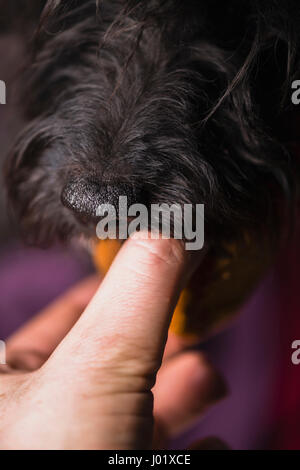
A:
0 236 226 449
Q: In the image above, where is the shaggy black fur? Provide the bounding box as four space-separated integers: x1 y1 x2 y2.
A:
4 0 300 247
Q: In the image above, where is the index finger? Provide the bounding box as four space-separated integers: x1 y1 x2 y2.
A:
51 235 193 383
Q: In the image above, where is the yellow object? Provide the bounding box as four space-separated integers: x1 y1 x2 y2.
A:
94 235 271 339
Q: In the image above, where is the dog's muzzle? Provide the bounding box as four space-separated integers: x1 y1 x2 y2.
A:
61 178 139 224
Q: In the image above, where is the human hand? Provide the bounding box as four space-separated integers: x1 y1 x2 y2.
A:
0 236 226 449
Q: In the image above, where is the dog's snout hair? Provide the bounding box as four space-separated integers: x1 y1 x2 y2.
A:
4 0 300 246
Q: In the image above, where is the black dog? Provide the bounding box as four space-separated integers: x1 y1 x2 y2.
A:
4 0 300 250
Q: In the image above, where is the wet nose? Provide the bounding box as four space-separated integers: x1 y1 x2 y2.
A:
61 178 139 221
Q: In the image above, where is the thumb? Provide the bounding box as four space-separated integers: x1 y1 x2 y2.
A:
47 235 192 390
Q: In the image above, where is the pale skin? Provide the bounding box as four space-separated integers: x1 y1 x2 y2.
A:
0 236 226 450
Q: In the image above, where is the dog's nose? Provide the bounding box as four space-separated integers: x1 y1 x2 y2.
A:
61 178 138 221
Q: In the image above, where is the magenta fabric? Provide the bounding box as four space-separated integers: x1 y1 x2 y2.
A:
0 244 93 339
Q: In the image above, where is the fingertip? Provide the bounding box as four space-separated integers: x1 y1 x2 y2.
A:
190 353 228 406
125 234 187 270
154 352 227 436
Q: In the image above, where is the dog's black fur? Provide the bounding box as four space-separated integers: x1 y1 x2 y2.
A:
4 0 300 248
